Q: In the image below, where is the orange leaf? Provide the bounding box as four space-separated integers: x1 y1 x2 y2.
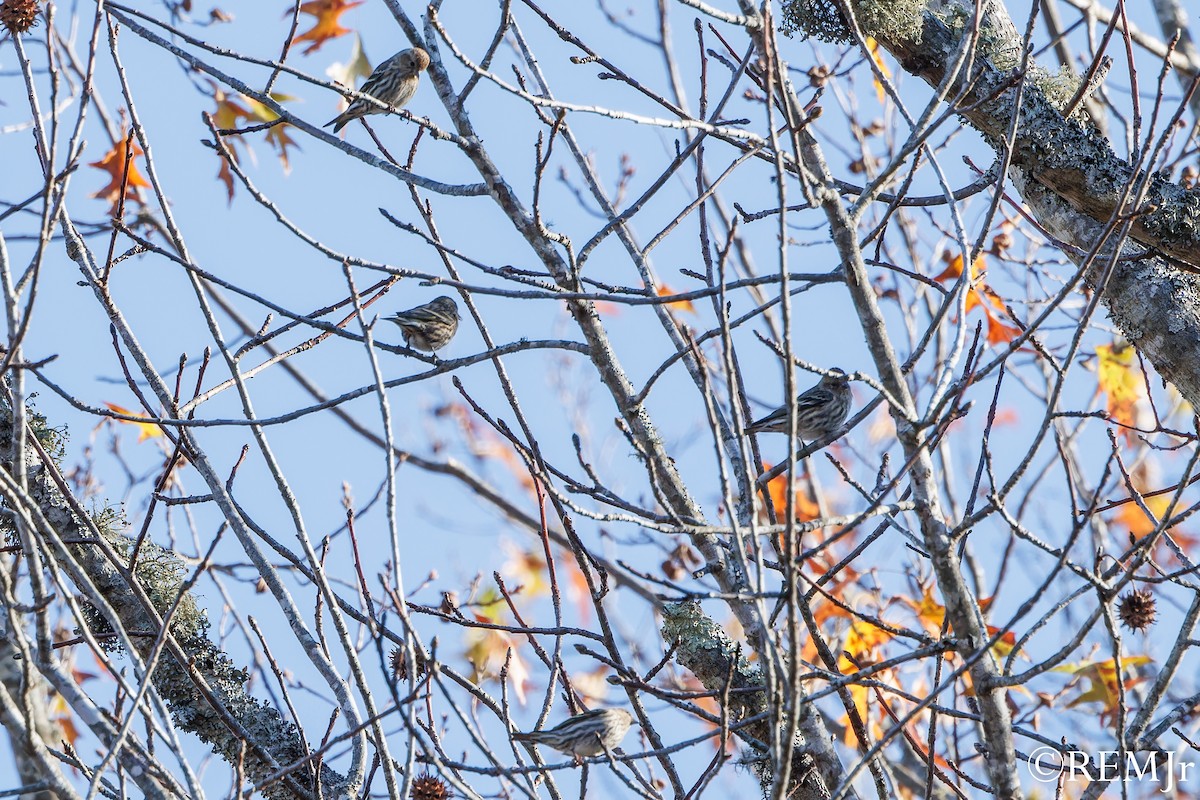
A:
292 0 362 55
764 465 821 523
58 715 81 747
959 273 1021 347
992 408 1019 427
841 681 877 745
103 402 163 442
656 284 696 314
973 290 1023 345
263 123 299 173
932 252 986 283
561 553 593 623
593 300 621 316
1115 494 1171 538
1112 463 1172 538
216 157 236 203
89 133 150 213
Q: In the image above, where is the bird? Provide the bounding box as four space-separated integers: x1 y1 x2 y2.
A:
386 296 461 353
325 47 431 133
747 368 852 440
512 708 635 759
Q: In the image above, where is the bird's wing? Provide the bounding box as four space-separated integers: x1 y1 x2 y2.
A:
793 388 832 410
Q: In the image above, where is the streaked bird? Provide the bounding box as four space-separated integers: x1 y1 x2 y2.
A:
387 296 461 353
513 708 634 758
326 47 430 133
748 368 852 440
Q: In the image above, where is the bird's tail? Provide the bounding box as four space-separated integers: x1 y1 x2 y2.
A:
325 113 351 133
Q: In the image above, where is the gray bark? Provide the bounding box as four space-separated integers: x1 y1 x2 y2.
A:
784 0 1200 410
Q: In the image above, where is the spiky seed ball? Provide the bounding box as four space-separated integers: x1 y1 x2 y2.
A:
387 296 461 354
388 646 427 681
748 368 852 441
1 0 41 34
513 708 634 758
411 773 449 800
325 47 430 133
1118 589 1157 632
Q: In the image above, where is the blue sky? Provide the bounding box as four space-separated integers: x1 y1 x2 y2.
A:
3 0 1199 796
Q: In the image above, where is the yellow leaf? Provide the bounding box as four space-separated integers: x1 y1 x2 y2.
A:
865 37 892 104
326 33 373 90
901 584 946 634
471 587 507 625
841 618 893 665
1096 341 1144 432
1055 656 1151 721
243 93 295 123
502 542 548 598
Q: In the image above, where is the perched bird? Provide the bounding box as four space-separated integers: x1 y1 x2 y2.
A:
748 368 852 440
513 708 635 758
386 296 461 353
325 47 431 133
